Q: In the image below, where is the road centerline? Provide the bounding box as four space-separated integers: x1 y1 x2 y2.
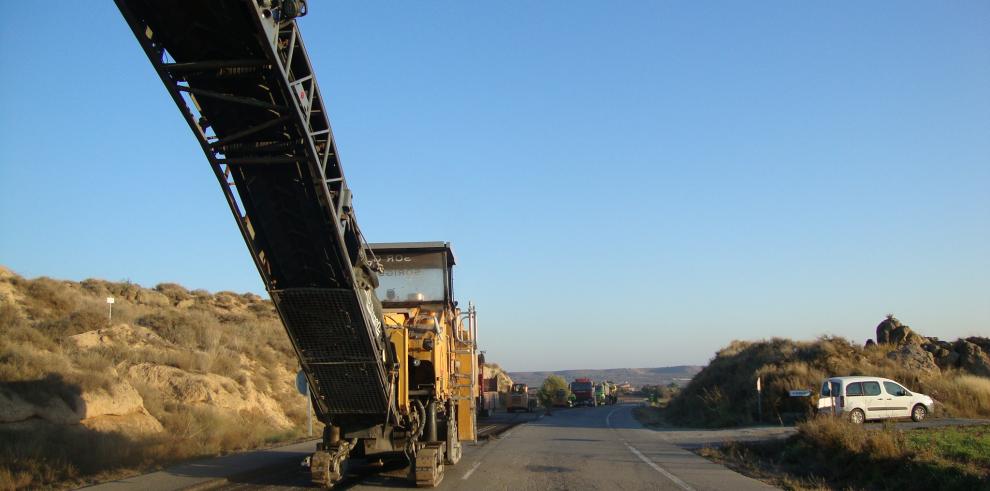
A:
607 406 696 491
461 461 482 480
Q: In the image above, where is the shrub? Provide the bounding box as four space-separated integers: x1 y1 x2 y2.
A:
154 283 190 303
22 278 76 319
537 375 570 409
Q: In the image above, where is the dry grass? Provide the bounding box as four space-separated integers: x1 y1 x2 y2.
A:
0 268 310 490
698 418 990 490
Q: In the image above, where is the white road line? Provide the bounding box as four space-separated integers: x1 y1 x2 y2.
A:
606 407 618 427
461 461 482 480
607 406 696 491
623 441 695 491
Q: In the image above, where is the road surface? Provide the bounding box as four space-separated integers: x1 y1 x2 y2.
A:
88 405 987 491
218 403 776 490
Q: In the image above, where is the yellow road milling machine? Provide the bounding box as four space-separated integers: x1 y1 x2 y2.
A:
113 1 478 487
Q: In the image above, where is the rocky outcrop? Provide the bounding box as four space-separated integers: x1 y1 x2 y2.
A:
127 363 292 428
68 324 167 350
0 388 80 425
876 315 922 345
876 316 990 376
886 343 940 375
954 339 990 377
0 378 163 434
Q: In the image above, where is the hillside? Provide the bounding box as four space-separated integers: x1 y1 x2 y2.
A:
666 316 990 427
509 365 702 389
0 267 311 488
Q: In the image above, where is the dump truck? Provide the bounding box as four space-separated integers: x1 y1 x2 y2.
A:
596 382 618 405
594 383 608 406
571 378 596 407
114 1 477 487
552 388 576 408
507 383 536 413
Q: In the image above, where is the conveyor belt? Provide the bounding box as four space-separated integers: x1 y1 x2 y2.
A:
115 0 391 418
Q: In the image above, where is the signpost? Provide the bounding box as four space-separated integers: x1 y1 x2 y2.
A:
106 297 115 323
756 376 762 422
296 371 312 437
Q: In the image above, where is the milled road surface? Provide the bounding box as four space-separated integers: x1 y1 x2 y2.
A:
218 404 777 490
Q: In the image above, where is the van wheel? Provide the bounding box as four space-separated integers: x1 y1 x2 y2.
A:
849 409 865 425
911 405 927 422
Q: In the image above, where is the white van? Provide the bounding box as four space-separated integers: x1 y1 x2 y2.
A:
817 376 934 424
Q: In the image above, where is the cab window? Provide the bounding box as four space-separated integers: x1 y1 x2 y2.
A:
845 382 863 396
820 381 831 397
883 381 910 396
863 381 882 396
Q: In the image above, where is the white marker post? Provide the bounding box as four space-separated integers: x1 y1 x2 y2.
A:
756 376 762 423
296 371 313 437
106 297 115 323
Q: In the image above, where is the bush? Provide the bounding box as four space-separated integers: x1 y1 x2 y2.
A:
703 418 990 490
537 375 570 409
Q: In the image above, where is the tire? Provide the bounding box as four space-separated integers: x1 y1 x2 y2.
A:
911 404 927 422
849 408 865 425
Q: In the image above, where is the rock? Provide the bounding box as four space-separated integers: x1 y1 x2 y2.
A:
876 315 901 344
955 340 990 377
0 387 80 424
886 343 941 375
965 337 990 354
79 382 145 419
69 324 168 350
127 363 292 428
875 315 921 345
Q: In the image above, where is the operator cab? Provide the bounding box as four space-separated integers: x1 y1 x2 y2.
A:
368 242 456 308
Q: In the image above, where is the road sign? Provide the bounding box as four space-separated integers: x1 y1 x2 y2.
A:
106 297 115 304
789 390 812 397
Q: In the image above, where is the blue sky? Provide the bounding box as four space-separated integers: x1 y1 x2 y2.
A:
1 2 987 371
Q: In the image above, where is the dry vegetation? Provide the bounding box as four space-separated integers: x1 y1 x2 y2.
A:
0 267 316 489
700 418 990 490
666 335 990 428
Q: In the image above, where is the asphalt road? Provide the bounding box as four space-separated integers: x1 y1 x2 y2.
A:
218 404 776 491
87 406 988 491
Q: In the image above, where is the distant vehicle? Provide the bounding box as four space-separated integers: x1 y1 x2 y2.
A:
552 388 575 408
594 382 617 406
571 378 596 407
507 383 536 413
817 376 934 424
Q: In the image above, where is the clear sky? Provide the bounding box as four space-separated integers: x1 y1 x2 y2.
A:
1 2 987 371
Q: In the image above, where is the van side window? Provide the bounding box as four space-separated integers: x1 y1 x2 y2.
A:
846 382 863 396
821 381 830 397
863 381 881 396
883 381 909 396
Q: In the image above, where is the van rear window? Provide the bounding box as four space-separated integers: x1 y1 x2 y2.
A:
846 382 863 396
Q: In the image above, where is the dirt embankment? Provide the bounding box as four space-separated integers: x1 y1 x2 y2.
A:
665 316 990 428
0 266 312 489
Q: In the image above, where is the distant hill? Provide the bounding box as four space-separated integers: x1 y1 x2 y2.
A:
508 366 703 389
